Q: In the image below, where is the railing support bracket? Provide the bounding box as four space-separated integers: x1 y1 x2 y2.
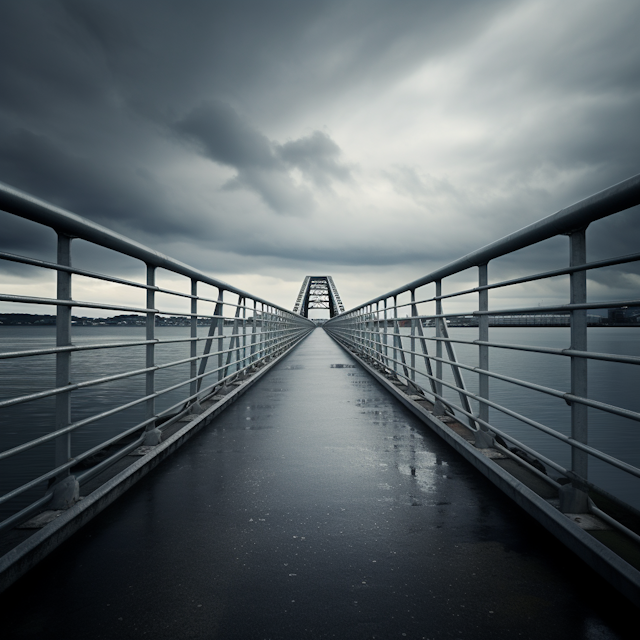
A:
188 401 204 415
143 428 162 446
474 428 495 449
49 475 79 510
559 485 589 514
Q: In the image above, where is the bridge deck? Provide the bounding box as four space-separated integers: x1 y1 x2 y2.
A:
0 329 636 638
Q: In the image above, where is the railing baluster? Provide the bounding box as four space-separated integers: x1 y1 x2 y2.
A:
383 299 389 369
410 291 416 385
143 265 161 445
392 296 398 374
561 228 589 512
242 297 247 368
51 233 78 508
217 290 225 381
476 264 492 447
250 300 257 363
435 280 443 400
190 279 198 405
375 302 383 364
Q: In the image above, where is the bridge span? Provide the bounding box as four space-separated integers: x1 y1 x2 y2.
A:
1 329 635 639
1 176 640 636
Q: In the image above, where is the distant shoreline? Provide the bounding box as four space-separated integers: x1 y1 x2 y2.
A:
1 313 638 328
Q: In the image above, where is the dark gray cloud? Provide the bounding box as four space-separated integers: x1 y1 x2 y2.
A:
277 132 352 187
172 101 350 213
175 101 275 170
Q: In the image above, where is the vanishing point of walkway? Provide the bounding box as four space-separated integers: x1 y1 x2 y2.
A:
0 330 636 639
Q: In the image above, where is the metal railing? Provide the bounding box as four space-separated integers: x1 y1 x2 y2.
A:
0 183 314 533
325 173 640 539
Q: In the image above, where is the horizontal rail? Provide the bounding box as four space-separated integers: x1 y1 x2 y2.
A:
393 251 640 307
0 293 154 314
353 328 640 367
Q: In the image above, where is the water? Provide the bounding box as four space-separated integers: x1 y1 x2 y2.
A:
1 326 639 519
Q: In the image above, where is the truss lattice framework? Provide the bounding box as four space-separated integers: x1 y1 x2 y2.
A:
293 276 344 318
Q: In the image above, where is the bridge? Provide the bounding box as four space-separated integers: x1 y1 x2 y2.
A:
293 275 345 318
1 177 640 636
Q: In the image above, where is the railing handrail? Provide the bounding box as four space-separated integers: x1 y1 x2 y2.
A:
0 181 314 536
0 181 299 316
339 172 640 313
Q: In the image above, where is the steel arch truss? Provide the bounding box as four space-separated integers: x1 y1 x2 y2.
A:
293 276 344 318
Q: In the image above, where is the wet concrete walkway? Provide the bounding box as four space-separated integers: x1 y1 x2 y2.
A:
0 329 636 639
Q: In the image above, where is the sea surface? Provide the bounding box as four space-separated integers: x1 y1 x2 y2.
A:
1 326 639 519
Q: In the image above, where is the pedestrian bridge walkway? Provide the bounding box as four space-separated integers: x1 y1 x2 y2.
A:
0 329 635 639
2 177 640 637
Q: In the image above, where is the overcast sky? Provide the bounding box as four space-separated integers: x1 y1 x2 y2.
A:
1 0 639 315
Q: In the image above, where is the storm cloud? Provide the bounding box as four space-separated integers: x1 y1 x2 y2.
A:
173 100 350 213
0 0 639 310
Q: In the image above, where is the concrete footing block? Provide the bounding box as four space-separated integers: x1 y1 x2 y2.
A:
189 401 203 415
559 485 589 514
474 428 495 449
143 428 162 446
433 400 448 416
49 476 79 510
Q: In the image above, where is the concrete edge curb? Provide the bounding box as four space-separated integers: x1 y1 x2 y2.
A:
0 330 313 594
327 334 640 608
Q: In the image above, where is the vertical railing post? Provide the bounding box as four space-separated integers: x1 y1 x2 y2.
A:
143 265 161 445
375 301 382 363
265 305 271 358
367 304 373 357
242 297 247 370
217 290 225 381
266 306 272 358
383 298 389 368
392 296 398 373
561 228 589 512
410 290 416 385
475 264 493 447
435 280 443 401
250 300 257 363
51 232 79 508
257 303 264 360
235 297 244 372
277 309 282 353
189 279 202 413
